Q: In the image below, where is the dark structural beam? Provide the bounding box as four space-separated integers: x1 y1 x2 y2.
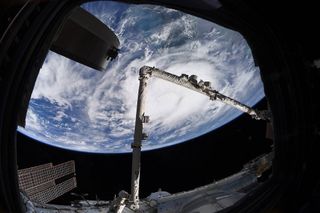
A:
50 6 120 71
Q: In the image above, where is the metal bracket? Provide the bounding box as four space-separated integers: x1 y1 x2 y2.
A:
141 114 150 123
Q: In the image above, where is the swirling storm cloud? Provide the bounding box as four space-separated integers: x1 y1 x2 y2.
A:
18 1 264 153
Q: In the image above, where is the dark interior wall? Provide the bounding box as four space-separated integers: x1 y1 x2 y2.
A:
17 98 271 203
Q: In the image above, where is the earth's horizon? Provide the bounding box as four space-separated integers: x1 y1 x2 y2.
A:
17 1 264 153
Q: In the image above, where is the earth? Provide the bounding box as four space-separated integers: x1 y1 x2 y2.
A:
17 1 265 153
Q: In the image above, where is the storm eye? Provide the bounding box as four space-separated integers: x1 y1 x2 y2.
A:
17 1 264 154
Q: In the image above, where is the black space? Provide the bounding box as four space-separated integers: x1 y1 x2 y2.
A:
16 98 272 204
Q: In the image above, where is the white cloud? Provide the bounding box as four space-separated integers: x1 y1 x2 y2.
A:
21 2 264 153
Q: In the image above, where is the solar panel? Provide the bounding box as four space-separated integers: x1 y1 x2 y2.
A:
31 177 77 204
18 161 76 203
